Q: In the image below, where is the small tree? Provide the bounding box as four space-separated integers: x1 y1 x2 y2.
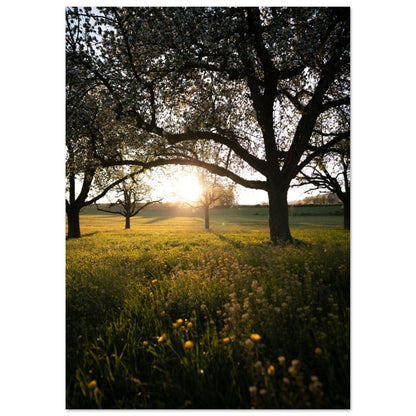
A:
95 177 161 229
187 173 235 230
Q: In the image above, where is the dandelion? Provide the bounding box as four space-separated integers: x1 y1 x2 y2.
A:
172 318 183 328
151 279 157 284
250 333 261 342
184 340 194 350
278 356 286 366
88 380 97 389
186 322 193 328
222 337 230 343
157 334 166 343
267 365 275 376
259 389 267 396
314 347 323 355
249 386 257 395
143 341 148 346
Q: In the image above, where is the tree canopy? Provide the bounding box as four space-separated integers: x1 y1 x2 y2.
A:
66 6 350 243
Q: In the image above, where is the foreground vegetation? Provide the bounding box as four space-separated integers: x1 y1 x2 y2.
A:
66 209 349 408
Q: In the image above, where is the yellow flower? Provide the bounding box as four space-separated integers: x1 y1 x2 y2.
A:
278 356 286 366
250 333 261 342
267 365 275 376
187 322 193 328
151 279 157 284
315 347 323 355
157 334 166 343
184 340 194 350
88 380 97 389
176 318 183 325
222 337 230 343
143 341 148 346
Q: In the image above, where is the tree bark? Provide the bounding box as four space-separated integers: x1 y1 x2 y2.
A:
125 215 131 229
343 190 350 230
267 185 292 244
204 204 209 230
66 206 81 239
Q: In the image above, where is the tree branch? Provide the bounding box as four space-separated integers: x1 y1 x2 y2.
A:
296 131 349 174
95 203 125 216
84 171 142 206
164 129 268 175
131 199 162 216
107 157 268 191
320 96 350 113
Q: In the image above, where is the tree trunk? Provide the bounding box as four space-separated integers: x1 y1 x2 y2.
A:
204 204 209 230
267 185 292 244
125 215 131 229
66 206 81 239
343 191 350 230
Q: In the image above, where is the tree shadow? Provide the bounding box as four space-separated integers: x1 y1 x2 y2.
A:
144 217 166 224
83 231 99 237
213 232 254 249
212 231 311 249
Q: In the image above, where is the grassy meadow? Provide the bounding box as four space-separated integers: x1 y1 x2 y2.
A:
66 206 349 409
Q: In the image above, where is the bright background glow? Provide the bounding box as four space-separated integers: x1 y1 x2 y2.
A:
161 173 201 203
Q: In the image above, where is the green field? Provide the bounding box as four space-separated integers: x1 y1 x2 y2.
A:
66 206 349 409
78 204 344 233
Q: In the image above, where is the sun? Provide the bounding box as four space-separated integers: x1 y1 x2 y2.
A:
173 174 201 203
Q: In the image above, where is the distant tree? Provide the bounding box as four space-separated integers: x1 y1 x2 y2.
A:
298 193 341 205
95 177 161 229
187 173 235 230
215 182 237 208
299 150 350 229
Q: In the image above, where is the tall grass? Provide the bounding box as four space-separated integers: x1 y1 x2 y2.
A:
66 217 349 409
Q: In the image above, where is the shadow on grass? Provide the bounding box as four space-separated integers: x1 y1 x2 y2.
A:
83 231 99 238
66 231 99 240
213 231 312 249
144 217 167 224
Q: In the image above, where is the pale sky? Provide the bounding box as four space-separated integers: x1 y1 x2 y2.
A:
95 166 311 206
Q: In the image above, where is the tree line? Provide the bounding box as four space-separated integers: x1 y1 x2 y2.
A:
66 7 350 241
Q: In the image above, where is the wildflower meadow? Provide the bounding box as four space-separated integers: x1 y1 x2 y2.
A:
66 207 349 409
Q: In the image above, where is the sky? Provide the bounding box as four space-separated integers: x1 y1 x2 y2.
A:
96 168 313 206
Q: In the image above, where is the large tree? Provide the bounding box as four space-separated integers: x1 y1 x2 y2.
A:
66 7 350 243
